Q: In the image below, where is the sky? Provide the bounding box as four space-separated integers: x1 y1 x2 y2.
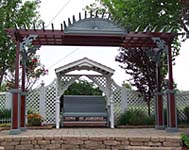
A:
36 0 189 91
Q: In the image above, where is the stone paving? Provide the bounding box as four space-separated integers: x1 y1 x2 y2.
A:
0 128 187 137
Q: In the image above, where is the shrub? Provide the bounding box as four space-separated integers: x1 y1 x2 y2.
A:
0 109 11 119
118 109 154 125
184 106 189 122
144 115 155 125
181 130 189 148
27 114 43 126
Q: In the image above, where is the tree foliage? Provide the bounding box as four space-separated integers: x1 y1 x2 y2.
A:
0 0 45 90
116 48 165 116
4 54 48 91
64 80 102 96
102 0 189 37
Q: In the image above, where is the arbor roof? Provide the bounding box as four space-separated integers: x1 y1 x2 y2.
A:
55 57 115 75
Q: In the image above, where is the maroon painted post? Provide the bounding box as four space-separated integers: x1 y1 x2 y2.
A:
166 43 177 131
155 64 164 129
20 63 26 131
10 41 21 134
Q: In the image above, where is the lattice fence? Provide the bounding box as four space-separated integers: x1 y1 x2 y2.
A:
44 80 57 124
0 93 6 111
27 89 40 113
1 86 189 125
175 92 189 121
126 90 154 115
111 80 122 123
126 90 189 121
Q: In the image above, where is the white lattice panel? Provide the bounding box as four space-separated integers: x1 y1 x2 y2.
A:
175 92 189 120
60 75 78 91
92 76 107 89
0 93 6 111
45 80 57 124
26 90 40 113
111 81 122 123
127 90 155 115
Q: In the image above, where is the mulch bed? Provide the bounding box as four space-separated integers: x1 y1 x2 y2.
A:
0 125 53 131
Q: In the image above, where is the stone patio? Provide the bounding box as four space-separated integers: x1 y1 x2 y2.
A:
0 128 187 150
0 128 186 137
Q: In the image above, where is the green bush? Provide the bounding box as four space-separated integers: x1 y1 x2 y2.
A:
145 115 155 125
118 109 154 125
181 130 189 148
184 106 189 122
0 109 11 119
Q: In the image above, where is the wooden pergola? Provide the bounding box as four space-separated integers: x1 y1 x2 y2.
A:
6 12 179 134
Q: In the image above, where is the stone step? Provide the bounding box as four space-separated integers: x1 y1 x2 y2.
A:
128 146 182 150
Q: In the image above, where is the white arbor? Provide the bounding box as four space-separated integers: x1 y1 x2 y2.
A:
55 57 117 128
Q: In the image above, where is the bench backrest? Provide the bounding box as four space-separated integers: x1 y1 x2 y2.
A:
63 95 106 113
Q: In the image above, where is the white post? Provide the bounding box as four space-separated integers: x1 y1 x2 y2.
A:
55 97 60 129
39 81 46 122
107 77 114 128
55 79 60 129
110 97 114 128
5 92 12 109
121 86 128 113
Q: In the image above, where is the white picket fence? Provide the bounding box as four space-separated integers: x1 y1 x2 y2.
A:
0 80 189 125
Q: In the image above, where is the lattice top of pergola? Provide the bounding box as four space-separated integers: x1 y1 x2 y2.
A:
5 11 179 48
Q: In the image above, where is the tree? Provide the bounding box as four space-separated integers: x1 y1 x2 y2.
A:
102 0 189 38
116 48 164 116
0 0 45 90
64 80 102 95
4 53 48 91
85 0 188 115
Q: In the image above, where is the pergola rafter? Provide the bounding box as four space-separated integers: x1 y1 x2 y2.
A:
5 11 180 134
6 28 177 48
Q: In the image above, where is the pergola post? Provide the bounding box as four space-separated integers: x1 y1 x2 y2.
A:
9 41 21 135
20 55 27 131
152 37 165 129
166 43 177 131
155 64 164 129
